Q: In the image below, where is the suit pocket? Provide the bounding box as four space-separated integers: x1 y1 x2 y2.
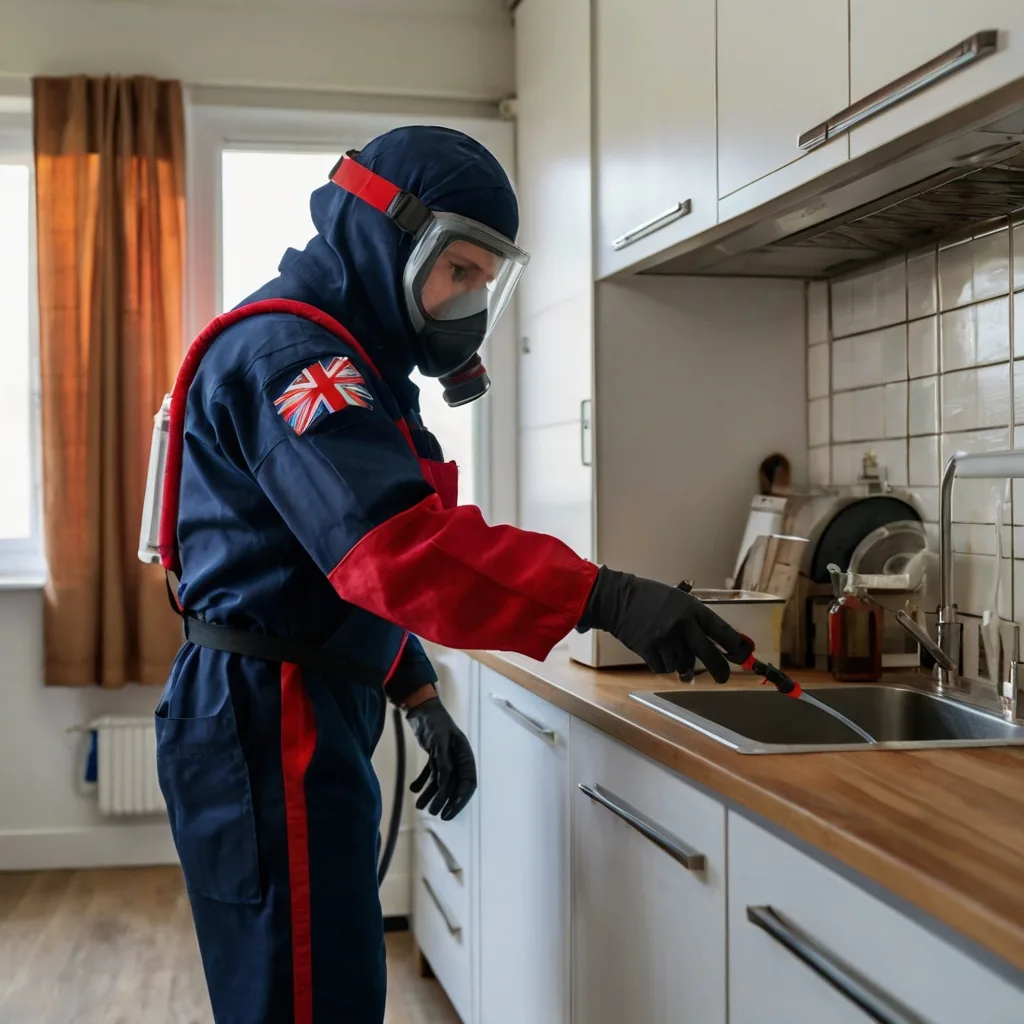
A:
155 694 262 905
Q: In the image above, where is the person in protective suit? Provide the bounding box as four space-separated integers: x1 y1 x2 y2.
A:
155 125 747 1024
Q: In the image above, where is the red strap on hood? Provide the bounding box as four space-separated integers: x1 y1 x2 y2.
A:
158 299 383 575
330 154 400 214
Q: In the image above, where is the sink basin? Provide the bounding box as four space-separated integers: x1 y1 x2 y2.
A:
629 685 1024 754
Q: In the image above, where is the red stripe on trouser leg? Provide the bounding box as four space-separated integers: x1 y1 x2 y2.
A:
281 663 317 1024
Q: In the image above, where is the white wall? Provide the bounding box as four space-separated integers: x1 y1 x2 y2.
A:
0 0 514 102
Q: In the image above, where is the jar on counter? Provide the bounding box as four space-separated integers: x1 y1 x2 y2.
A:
828 574 883 682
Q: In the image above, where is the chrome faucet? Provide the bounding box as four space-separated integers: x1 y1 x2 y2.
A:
896 449 1024 721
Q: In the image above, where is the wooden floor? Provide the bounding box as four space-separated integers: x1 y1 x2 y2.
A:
0 866 459 1024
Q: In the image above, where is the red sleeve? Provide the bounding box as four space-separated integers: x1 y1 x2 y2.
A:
329 495 599 660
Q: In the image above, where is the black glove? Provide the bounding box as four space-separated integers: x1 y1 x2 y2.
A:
577 567 748 682
407 697 477 821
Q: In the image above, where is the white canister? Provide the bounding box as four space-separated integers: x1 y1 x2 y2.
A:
691 589 785 672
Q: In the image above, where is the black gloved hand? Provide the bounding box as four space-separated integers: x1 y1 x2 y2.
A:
577 567 748 682
407 697 477 821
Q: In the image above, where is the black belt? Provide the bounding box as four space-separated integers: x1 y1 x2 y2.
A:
182 615 385 689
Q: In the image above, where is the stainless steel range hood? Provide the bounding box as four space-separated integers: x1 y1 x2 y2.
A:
642 75 1024 280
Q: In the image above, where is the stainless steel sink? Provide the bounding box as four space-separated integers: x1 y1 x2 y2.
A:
630 685 1024 754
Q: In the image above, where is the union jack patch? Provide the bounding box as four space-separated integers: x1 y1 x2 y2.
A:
274 356 373 435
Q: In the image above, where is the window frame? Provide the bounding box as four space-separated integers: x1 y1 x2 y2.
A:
185 98 518 523
0 108 45 581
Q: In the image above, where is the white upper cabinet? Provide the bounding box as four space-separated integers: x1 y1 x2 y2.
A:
515 0 592 319
593 0 718 279
716 0 849 215
849 3 1024 159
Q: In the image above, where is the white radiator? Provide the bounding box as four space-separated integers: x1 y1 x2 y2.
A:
89 715 166 816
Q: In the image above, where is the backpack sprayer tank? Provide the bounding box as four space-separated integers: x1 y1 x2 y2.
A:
138 394 172 566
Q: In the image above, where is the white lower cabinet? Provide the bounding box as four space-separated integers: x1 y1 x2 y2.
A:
477 667 571 1024
570 719 726 1024
728 811 1024 1024
416 661 1024 1024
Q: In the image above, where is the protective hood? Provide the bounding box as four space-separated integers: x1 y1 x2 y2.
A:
268 126 518 398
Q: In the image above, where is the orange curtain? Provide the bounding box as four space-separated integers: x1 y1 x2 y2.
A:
34 76 186 687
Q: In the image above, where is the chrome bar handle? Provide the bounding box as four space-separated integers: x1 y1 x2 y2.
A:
746 906 928 1024
800 30 999 150
424 826 463 879
421 878 462 940
489 693 558 744
611 200 691 250
578 783 706 871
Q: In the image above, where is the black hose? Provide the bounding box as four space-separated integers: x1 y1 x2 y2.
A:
377 706 406 886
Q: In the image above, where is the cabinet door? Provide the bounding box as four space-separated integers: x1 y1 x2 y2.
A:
478 668 570 1024
850 3 1024 159
717 0 849 210
729 812 1024 1024
519 422 592 560
515 0 591 320
594 0 717 279
571 719 726 1024
519 293 592 432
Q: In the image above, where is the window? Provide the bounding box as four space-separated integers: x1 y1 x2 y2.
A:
189 105 514 513
0 114 42 576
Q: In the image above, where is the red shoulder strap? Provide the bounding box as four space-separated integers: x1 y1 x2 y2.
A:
158 299 384 574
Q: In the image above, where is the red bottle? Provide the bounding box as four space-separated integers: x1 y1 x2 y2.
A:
828 577 883 682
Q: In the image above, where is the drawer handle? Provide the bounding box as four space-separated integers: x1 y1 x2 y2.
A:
489 693 558 744
578 783 706 871
424 826 463 879
746 906 928 1024
799 29 998 150
611 200 691 251
421 877 462 942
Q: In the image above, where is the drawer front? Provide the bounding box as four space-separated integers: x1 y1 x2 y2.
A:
728 812 1024 1024
571 718 725 865
415 823 467 931
413 858 470 1023
415 801 470 878
570 718 727 1024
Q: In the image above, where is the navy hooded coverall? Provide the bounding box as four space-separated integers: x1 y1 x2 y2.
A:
155 127 598 1023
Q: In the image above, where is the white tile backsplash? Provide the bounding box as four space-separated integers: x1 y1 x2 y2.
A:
816 219 1024 603
831 439 907 487
910 486 939 522
908 435 938 486
830 258 907 338
942 428 1011 523
808 343 829 399
908 377 938 436
809 445 830 486
952 522 1012 557
938 228 1009 311
808 397 830 447
1014 221 1024 291
952 553 1012 619
939 296 1009 371
831 324 906 391
884 382 907 439
941 363 1010 433
907 249 937 319
1016 291 1024 359
807 281 829 345
908 316 938 378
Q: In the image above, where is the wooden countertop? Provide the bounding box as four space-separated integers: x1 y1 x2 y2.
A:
469 649 1024 977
